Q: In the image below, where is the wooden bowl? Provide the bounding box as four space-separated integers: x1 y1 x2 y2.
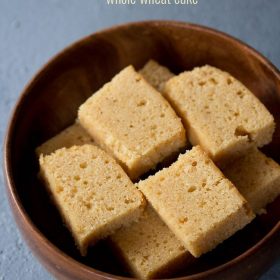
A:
3 21 280 280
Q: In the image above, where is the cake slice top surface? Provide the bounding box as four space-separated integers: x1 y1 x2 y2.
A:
78 65 186 162
138 146 251 233
138 146 254 256
164 65 275 156
39 145 145 248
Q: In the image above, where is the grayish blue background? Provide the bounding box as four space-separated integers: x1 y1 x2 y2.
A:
0 0 279 279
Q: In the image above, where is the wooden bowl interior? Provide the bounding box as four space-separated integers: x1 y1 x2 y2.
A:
8 22 280 278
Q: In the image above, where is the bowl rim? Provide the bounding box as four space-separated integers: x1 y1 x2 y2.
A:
3 20 280 280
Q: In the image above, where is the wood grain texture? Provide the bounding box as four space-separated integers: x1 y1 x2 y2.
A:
4 21 280 280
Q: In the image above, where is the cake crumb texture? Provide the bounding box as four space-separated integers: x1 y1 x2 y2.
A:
223 148 280 213
39 144 145 255
164 65 275 165
78 65 186 180
110 205 193 279
138 146 255 257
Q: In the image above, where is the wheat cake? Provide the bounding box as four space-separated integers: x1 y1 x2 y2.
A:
164 65 275 166
78 65 186 180
138 146 255 258
39 144 146 256
36 61 173 157
223 148 280 214
110 205 193 279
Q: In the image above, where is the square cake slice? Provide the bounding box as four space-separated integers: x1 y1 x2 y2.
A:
36 122 94 156
110 205 193 279
39 144 145 256
139 60 175 92
164 65 275 165
138 146 255 257
223 148 280 213
78 65 186 180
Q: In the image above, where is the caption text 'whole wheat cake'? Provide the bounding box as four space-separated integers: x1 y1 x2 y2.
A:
78 65 186 180
110 205 193 279
138 146 255 258
39 144 145 256
164 65 275 166
223 148 280 214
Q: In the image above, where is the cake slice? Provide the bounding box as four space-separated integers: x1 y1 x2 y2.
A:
110 205 193 279
164 65 275 166
223 148 280 213
78 65 186 180
36 122 94 156
39 144 146 255
138 146 255 258
139 60 175 92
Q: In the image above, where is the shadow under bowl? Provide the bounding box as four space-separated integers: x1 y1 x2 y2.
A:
3 21 280 280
